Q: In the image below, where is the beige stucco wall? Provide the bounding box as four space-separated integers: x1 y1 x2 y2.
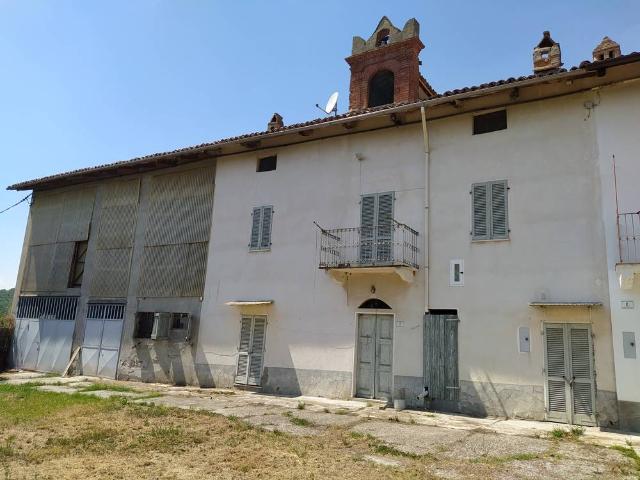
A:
428 93 616 401
594 81 640 407
198 125 426 394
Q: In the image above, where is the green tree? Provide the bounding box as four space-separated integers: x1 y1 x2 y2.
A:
0 289 14 317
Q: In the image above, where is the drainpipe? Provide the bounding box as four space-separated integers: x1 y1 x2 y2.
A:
420 105 430 313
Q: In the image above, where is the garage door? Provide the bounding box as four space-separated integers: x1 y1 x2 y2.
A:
13 296 78 373
81 303 125 379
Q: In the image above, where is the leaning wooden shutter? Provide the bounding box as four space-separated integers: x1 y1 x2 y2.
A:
544 325 568 420
569 326 596 424
360 195 376 262
249 207 262 249
235 317 253 384
259 206 273 249
248 316 267 386
490 181 508 239
472 183 489 240
376 193 394 262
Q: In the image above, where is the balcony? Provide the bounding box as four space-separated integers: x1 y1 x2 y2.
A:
617 212 640 289
318 220 419 283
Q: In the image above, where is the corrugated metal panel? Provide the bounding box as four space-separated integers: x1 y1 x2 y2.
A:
49 242 75 291
57 188 96 242
96 179 140 249
30 192 64 246
144 167 215 246
22 244 55 292
182 242 209 296
139 244 189 297
89 248 132 298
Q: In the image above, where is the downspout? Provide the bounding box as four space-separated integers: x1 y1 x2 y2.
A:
420 105 430 313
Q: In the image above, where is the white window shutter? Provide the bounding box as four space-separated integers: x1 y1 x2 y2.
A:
360 195 376 263
235 317 253 384
249 207 262 249
490 181 508 239
260 206 273 249
472 183 489 240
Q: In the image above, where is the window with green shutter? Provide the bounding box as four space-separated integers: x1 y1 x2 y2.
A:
249 206 274 251
471 180 509 240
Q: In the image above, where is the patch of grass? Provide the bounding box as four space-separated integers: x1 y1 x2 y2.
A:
372 443 419 459
283 411 314 427
297 401 305 410
611 445 640 473
0 384 102 426
0 437 16 461
472 452 541 464
334 408 351 415
45 428 117 452
349 432 365 439
549 426 585 440
79 383 140 394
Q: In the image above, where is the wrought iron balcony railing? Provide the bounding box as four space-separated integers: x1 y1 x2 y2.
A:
318 220 419 269
619 212 640 263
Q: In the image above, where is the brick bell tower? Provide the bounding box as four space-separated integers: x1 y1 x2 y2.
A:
345 16 436 111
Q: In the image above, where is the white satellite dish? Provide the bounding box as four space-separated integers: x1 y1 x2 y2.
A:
315 91 339 116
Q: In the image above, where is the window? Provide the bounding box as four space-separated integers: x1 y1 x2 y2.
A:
171 313 190 330
472 180 509 240
68 241 88 288
257 155 277 172
449 259 464 286
473 110 507 135
368 70 395 107
249 206 274 250
135 312 155 339
375 29 390 47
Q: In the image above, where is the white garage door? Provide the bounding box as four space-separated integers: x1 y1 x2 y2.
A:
81 303 125 379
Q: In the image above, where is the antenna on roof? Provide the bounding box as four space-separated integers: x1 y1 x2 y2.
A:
315 91 339 116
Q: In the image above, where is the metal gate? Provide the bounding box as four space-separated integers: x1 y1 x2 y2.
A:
235 316 267 386
13 296 78 373
544 323 596 426
81 303 125 379
356 313 394 401
423 312 460 411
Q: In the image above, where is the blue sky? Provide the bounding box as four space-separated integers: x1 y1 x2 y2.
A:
0 0 638 288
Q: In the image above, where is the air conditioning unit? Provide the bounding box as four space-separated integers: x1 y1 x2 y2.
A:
151 312 171 340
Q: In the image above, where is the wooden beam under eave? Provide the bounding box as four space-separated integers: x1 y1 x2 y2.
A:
241 140 261 149
298 130 314 137
343 121 358 130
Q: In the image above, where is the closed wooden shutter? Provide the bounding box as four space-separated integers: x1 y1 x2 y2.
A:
360 195 376 263
569 326 595 424
490 181 508 239
248 316 267 386
424 313 459 408
260 207 273 249
235 317 253 384
472 183 489 240
376 193 394 262
249 208 262 250
544 325 568 421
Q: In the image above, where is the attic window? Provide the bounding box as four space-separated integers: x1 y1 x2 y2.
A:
473 110 507 135
368 70 395 107
375 29 390 47
257 155 277 172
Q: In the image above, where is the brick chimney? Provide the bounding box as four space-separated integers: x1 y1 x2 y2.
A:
593 36 621 61
345 17 436 111
533 31 562 73
268 113 284 132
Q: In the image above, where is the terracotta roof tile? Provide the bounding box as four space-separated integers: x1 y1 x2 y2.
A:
7 52 640 191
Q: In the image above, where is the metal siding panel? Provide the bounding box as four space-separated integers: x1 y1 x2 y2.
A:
57 188 96 242
182 242 208 297
89 248 132 298
29 192 64 246
96 179 140 249
81 347 100 377
48 242 75 291
139 244 189 297
21 244 55 292
36 319 75 373
144 168 215 246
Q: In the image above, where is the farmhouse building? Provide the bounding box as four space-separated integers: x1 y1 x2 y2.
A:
8 18 640 431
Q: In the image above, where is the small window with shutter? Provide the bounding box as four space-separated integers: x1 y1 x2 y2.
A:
471 180 509 241
249 206 274 251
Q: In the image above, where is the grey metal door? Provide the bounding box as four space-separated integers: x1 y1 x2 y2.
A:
82 303 125 379
423 312 460 410
544 323 596 426
356 313 394 401
14 296 78 373
235 316 267 386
